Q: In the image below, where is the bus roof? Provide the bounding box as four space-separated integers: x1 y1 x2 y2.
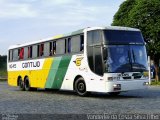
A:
8 26 140 50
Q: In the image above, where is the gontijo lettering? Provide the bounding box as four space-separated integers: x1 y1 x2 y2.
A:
22 61 40 68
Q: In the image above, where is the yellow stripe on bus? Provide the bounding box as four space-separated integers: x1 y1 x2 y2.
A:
53 34 63 39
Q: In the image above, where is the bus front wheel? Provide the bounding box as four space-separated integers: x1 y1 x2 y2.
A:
75 77 88 96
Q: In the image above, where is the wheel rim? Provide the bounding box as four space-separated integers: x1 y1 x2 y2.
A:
20 81 23 88
19 80 24 90
25 81 29 88
77 82 85 93
25 78 30 91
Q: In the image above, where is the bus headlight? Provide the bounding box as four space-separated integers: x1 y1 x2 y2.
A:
143 82 149 85
107 77 120 81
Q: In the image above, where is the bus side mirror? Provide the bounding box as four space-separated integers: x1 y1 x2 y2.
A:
103 46 107 60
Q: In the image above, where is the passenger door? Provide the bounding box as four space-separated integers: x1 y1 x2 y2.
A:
87 30 103 76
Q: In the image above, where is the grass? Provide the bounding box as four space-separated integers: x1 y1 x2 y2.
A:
0 70 7 81
151 80 160 86
0 69 7 79
0 56 7 80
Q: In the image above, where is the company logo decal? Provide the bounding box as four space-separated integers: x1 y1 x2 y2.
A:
22 61 40 68
73 57 83 66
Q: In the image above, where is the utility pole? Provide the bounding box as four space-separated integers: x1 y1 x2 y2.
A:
148 56 151 85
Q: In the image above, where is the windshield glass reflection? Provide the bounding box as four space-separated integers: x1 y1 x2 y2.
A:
105 45 148 73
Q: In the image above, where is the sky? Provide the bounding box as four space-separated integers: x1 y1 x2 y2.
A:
0 0 125 55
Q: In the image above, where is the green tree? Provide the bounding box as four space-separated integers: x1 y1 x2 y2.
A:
112 0 160 80
0 55 7 69
0 55 7 77
112 0 136 26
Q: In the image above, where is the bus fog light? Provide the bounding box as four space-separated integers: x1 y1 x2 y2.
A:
113 84 121 87
113 84 121 91
108 77 113 81
107 77 120 81
143 82 149 85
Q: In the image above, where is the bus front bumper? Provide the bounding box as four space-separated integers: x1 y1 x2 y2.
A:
105 79 149 92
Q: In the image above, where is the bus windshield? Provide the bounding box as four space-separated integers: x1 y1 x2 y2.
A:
103 30 148 73
105 45 148 73
103 30 145 45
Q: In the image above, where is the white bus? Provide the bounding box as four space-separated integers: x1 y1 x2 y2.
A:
8 26 149 96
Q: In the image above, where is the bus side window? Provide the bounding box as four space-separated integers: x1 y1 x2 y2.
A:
53 41 56 55
37 45 40 57
13 49 18 61
28 46 32 58
19 48 24 60
44 42 50 57
9 50 13 61
40 43 44 56
56 39 65 55
28 47 30 58
68 38 71 53
32 45 37 58
49 42 52 56
71 36 81 53
80 35 84 51
8 51 10 61
24 47 28 60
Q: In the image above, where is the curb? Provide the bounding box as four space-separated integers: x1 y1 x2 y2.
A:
0 78 7 81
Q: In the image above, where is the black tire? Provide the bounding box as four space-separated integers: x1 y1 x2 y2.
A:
18 78 25 91
24 77 37 91
24 77 31 91
75 77 88 96
108 92 120 96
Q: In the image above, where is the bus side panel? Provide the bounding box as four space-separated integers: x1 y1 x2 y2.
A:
61 54 106 92
61 55 86 90
8 71 20 87
45 57 61 88
8 56 72 89
28 58 53 88
32 57 53 88
8 58 53 88
45 55 72 89
8 70 30 87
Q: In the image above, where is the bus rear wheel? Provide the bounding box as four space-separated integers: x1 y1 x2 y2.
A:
24 77 37 91
18 78 25 91
24 77 32 91
75 77 88 96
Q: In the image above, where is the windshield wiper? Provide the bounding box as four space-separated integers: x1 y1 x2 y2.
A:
132 50 136 63
128 50 132 64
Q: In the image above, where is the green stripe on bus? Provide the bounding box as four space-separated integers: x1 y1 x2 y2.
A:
45 55 72 89
45 57 61 88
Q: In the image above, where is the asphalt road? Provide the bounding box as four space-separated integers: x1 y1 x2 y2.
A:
1 81 160 119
